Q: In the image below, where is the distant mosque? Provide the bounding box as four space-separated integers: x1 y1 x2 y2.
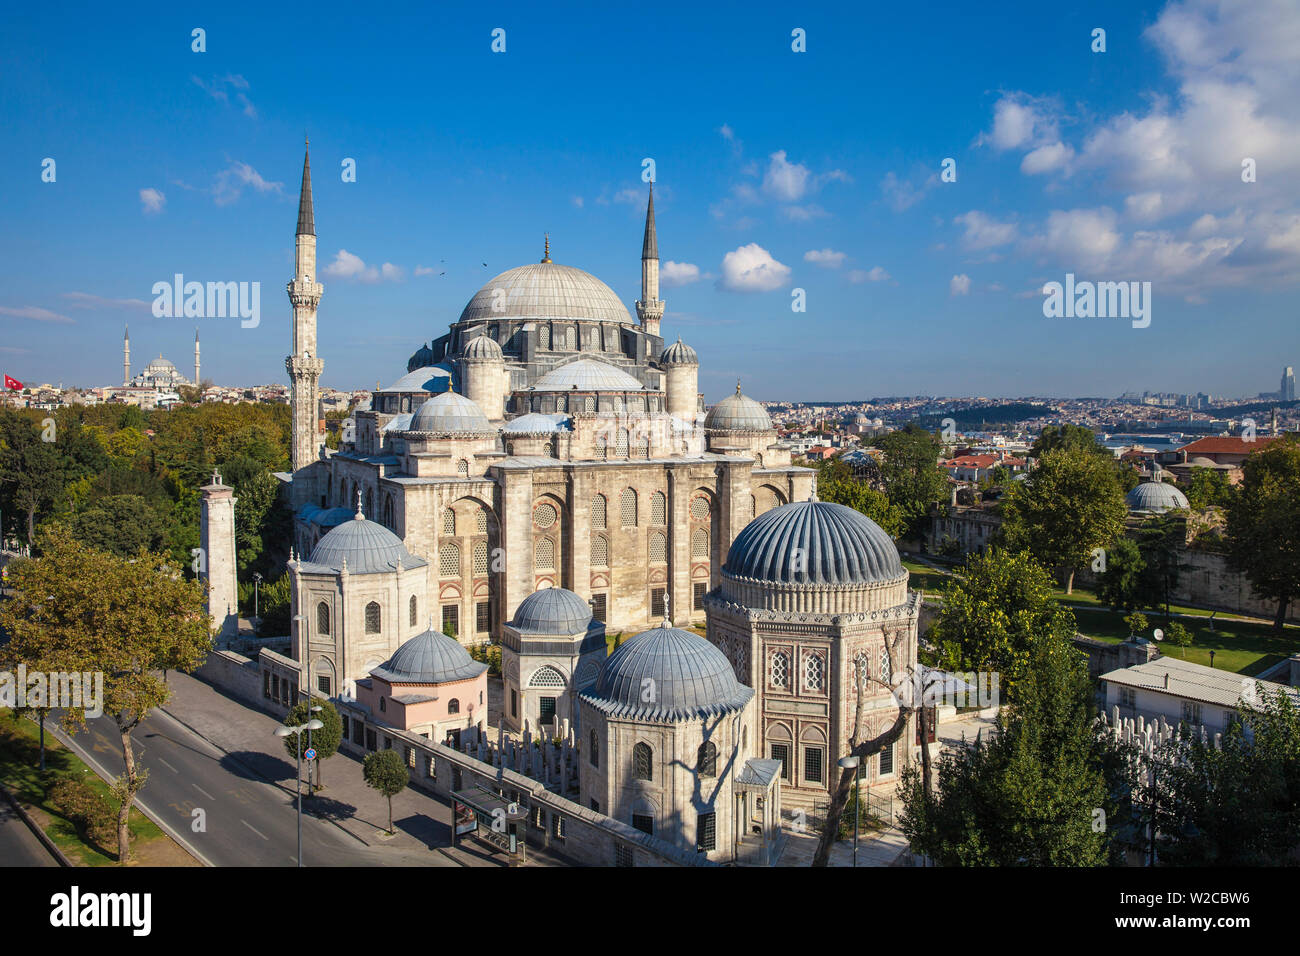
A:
122 325 200 389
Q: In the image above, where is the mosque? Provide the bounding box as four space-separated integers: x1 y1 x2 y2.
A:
206 144 922 859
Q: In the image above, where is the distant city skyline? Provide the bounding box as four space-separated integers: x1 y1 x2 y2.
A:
3 0 1299 401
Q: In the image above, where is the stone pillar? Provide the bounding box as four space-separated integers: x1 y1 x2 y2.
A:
499 469 535 628
667 468 690 627
200 471 238 640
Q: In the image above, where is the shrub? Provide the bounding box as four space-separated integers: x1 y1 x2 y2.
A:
49 778 116 850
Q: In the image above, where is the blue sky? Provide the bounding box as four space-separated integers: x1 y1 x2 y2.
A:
2 0 1298 401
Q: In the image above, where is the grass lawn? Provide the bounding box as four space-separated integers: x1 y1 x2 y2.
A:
1072 607 1298 676
901 560 954 594
0 713 197 866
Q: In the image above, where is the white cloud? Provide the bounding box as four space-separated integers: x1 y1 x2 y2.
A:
781 204 829 221
953 211 1018 250
848 266 890 283
139 188 165 214
661 260 703 286
1020 142 1074 175
804 248 846 268
1031 207 1123 269
949 274 971 296
763 150 812 202
719 243 791 292
984 94 1058 151
571 196 584 208
0 305 73 323
880 170 935 211
323 250 402 283
414 265 436 277
1124 192 1166 222
213 161 282 206
61 292 150 310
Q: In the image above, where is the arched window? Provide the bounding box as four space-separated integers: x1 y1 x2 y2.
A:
855 652 870 693
879 645 891 685
365 601 381 634
565 326 575 350
649 531 667 564
771 651 789 689
447 698 460 715
473 541 489 575
636 431 649 458
584 395 595 413
535 537 555 571
591 494 606 530
528 666 566 688
620 488 637 527
539 325 551 349
439 542 460 577
316 601 330 636
690 496 710 521
616 428 629 457
456 459 469 478
383 494 395 529
557 394 567 412
804 653 825 692
365 488 373 519
442 508 455 535
409 595 417 627
691 528 709 560
633 742 653 780
597 434 608 460
650 491 666 525
543 441 555 458
697 741 717 777
379 696 386 712
590 533 609 567
747 495 756 521
475 508 488 534
534 502 557 529
590 729 599 767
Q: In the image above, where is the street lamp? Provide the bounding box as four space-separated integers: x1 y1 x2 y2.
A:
838 754 861 868
275 717 324 867
306 703 323 795
252 571 263 620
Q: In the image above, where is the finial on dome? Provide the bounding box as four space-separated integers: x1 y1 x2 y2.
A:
661 591 671 628
428 613 435 631
809 487 819 503
354 489 364 520
735 379 743 396
541 233 551 263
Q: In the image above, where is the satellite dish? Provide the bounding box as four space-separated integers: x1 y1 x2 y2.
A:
1153 628 1164 642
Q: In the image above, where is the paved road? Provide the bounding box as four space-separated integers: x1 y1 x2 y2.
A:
53 709 457 867
0 799 58 867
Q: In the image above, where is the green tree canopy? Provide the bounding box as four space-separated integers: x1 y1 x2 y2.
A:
363 749 409 834
931 547 1078 689
811 458 904 538
1225 436 1300 629
872 423 948 538
283 696 342 790
1184 466 1234 510
1000 448 1128 593
1029 424 1111 460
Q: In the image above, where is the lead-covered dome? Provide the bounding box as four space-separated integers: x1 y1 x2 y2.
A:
510 587 593 634
409 390 493 434
1126 480 1189 514
582 624 752 722
461 333 504 362
308 514 426 575
662 337 698 366
725 500 903 586
457 262 634 326
531 359 644 392
371 626 486 684
705 383 772 432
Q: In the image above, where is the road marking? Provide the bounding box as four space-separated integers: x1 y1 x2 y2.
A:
192 784 214 800
157 757 178 773
241 819 269 841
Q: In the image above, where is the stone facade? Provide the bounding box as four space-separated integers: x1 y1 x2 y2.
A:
199 471 238 639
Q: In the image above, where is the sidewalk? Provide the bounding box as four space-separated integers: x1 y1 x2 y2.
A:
159 671 554 866
775 825 910 866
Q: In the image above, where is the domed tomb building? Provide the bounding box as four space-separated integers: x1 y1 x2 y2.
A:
703 498 921 810
278 145 815 675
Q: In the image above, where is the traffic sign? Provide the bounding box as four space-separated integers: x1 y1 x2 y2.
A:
304 748 317 760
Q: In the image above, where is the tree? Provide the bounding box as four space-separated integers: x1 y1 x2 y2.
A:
1224 436 1300 629
1095 536 1148 614
1134 514 1185 621
67 494 167 556
363 749 408 834
811 458 904 538
1000 448 1128 593
0 419 64 544
282 697 342 791
1152 687 1300 864
872 423 948 538
898 633 1112 865
1123 611 1149 639
1184 467 1234 511
930 548 1078 689
1166 621 1192 657
0 528 210 861
1029 424 1110 460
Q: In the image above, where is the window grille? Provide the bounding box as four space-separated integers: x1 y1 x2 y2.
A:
590 534 608 567
697 742 717 777
691 528 708 559
473 541 488 574
476 601 490 633
632 814 654 835
529 666 566 688
316 601 330 636
633 743 653 780
620 489 637 526
364 601 381 634
650 491 666 525
409 595 417 627
439 542 460 577
442 508 455 534
590 730 599 767
697 813 716 852
616 428 629 456
804 746 824 783
456 459 469 477
535 537 555 570
690 496 709 520
804 653 825 691
650 588 665 618
649 532 667 564
475 509 488 533
771 652 789 688
534 502 558 529
591 494 606 529
693 581 706 610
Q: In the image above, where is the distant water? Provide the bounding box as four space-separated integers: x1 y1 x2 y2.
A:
1100 434 1185 451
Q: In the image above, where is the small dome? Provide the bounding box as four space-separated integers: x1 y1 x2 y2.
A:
1126 480 1190 514
531 359 644 392
409 390 493 434
503 412 572 434
458 262 634 326
378 365 454 393
1189 456 1218 467
371 626 486 684
705 383 772 432
308 515 425 574
662 337 698 366
510 587 593 634
462 333 504 362
407 343 435 371
582 625 752 722
724 499 904 586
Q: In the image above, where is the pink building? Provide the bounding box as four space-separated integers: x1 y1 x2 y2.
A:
355 625 488 747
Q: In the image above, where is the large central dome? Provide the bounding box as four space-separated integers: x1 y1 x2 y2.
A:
457 262 634 326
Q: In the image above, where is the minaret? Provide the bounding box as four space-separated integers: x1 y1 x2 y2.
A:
635 183 664 337
194 328 201 388
123 324 130 386
285 139 325 473
200 470 239 640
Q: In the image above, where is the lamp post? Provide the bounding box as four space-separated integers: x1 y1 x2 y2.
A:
274 717 324 867
253 571 263 620
307 703 323 795
838 754 861 868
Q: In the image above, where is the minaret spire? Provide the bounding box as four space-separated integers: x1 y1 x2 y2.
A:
123 323 130 387
194 327 200 387
541 233 551 263
286 140 325 479
636 183 664 338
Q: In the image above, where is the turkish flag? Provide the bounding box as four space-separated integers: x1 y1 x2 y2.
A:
3 374 22 390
